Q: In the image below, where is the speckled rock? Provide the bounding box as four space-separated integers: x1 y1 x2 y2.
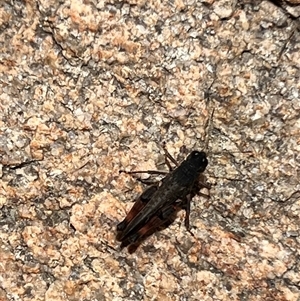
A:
0 0 299 300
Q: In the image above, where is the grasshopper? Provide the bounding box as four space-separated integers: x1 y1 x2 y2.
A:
116 147 210 253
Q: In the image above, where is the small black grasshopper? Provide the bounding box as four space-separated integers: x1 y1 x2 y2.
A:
116 146 210 253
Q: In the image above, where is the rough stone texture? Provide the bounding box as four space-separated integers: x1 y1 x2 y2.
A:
0 0 299 300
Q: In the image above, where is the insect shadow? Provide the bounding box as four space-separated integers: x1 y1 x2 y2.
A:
116 144 211 253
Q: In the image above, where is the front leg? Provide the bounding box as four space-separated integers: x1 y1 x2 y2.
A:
181 194 192 231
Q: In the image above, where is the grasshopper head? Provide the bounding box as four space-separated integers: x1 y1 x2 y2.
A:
186 151 208 173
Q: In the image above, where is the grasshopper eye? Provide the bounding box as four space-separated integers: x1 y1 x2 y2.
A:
192 151 201 156
190 151 207 160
